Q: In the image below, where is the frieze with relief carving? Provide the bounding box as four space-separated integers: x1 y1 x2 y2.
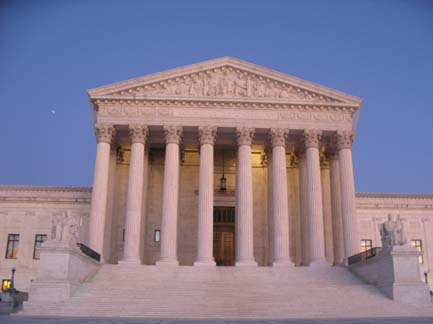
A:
109 67 341 103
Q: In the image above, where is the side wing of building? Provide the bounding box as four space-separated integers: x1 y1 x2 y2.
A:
0 186 91 292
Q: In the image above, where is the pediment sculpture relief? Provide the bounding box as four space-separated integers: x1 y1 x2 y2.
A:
112 67 340 103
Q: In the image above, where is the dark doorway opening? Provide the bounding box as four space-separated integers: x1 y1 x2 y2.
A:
213 207 235 266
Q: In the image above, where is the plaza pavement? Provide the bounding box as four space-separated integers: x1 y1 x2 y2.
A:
1 317 433 324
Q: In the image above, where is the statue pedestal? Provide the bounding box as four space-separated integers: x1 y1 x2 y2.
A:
350 245 430 304
27 241 100 304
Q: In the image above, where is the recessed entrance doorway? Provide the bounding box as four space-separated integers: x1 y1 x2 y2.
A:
213 207 235 266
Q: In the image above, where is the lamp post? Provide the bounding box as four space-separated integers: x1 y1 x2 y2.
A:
10 267 16 291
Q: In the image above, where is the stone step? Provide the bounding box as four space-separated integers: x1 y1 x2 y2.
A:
19 264 433 318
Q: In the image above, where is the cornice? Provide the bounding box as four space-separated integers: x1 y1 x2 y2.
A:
356 192 433 200
93 97 358 114
0 185 92 193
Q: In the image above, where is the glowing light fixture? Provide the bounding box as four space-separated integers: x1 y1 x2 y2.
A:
220 150 227 191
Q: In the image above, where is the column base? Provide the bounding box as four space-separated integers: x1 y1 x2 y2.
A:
194 259 216 266
309 259 329 267
272 260 293 267
155 259 179 266
332 260 345 267
235 260 258 267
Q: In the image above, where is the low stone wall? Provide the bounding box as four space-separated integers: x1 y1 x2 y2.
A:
350 245 430 304
26 241 100 304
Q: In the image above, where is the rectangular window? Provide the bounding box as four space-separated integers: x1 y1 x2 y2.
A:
33 234 47 259
360 239 373 252
411 239 423 264
154 230 160 243
1 279 11 291
5 234 19 259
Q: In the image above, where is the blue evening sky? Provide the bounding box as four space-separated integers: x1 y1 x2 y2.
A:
1 1 432 193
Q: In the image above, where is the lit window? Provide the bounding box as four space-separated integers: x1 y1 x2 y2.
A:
1 279 11 291
154 230 160 243
5 234 19 259
411 239 423 264
33 234 47 259
360 239 372 252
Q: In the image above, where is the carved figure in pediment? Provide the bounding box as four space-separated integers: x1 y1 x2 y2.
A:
176 80 190 96
266 85 280 98
380 214 407 248
188 77 202 97
234 78 247 97
204 75 219 96
254 82 267 97
221 72 236 97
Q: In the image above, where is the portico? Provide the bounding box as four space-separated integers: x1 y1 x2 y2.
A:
86 57 363 267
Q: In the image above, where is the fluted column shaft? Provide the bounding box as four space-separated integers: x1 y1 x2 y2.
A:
297 150 309 265
265 145 274 265
122 125 148 264
329 154 344 265
235 127 257 266
269 129 291 266
304 130 326 264
195 126 217 266
336 131 359 261
157 126 182 266
89 124 115 258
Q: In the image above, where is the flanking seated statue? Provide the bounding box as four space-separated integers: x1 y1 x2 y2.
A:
49 212 82 247
379 213 407 249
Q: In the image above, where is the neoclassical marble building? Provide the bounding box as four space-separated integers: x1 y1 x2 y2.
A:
1 57 432 298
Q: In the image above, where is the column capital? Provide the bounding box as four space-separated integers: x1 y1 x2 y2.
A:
128 124 149 144
198 126 217 145
335 130 354 150
163 125 183 144
269 128 289 148
236 127 255 146
94 124 115 143
303 129 322 149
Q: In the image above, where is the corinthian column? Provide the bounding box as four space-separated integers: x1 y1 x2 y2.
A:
328 149 344 265
265 143 274 265
336 130 359 261
304 129 326 264
89 124 115 259
269 128 292 266
195 126 217 266
121 125 148 264
157 125 182 266
296 148 309 266
235 127 257 266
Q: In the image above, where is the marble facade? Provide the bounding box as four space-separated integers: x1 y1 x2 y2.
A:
0 57 432 295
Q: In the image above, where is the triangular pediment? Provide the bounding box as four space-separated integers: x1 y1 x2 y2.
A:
88 57 362 105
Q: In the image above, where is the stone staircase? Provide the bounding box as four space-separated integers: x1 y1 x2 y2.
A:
20 264 433 318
